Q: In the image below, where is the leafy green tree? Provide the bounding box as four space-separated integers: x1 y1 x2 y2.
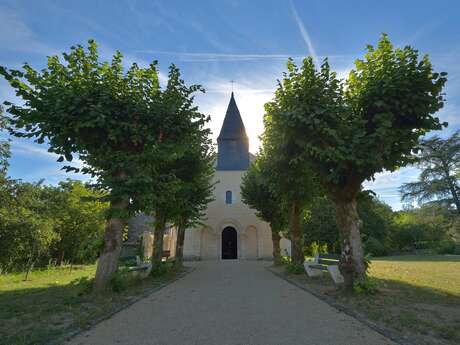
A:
171 134 215 267
0 41 176 291
303 193 394 257
132 65 212 265
261 113 320 265
357 192 394 256
392 204 452 251
265 34 446 289
41 180 108 264
303 197 339 253
241 151 288 264
401 131 460 213
0 180 57 274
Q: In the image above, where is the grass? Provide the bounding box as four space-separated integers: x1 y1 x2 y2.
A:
358 255 460 344
279 254 460 345
0 263 184 345
369 255 460 297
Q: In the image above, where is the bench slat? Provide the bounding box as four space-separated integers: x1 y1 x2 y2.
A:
318 253 341 260
309 264 329 271
318 258 339 265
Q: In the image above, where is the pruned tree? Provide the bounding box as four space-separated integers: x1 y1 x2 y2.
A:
401 130 460 213
241 151 288 264
171 135 215 267
131 65 213 265
261 114 319 266
0 41 177 291
265 34 447 289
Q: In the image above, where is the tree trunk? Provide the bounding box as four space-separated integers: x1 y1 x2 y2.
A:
289 199 304 265
334 196 366 291
152 214 166 265
271 229 282 265
59 250 65 266
443 164 460 214
93 198 128 293
174 218 186 267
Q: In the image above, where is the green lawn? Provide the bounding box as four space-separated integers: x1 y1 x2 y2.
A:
281 254 460 345
0 264 183 345
353 255 460 344
370 255 460 297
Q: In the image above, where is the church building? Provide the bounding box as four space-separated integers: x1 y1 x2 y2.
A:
126 93 290 260
182 92 289 260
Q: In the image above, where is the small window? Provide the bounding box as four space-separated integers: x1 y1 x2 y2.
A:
225 190 232 204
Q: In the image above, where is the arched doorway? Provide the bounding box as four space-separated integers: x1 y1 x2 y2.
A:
222 227 237 259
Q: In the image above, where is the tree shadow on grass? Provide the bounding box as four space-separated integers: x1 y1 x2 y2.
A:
0 268 183 345
374 254 460 263
0 280 111 345
345 278 460 344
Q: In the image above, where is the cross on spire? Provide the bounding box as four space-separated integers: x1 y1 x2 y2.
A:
230 80 234 92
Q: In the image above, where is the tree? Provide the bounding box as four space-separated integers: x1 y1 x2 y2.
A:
303 192 395 257
41 180 108 264
241 151 289 264
357 192 394 256
0 106 10 180
400 130 460 213
172 135 215 267
131 65 212 265
265 34 446 289
261 114 320 266
0 41 177 291
303 197 339 253
0 180 57 275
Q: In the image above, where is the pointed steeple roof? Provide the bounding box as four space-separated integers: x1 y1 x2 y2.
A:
217 92 248 140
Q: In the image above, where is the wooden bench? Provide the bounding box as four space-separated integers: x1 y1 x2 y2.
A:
304 253 344 284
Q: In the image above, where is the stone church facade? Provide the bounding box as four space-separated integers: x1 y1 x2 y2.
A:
183 93 289 260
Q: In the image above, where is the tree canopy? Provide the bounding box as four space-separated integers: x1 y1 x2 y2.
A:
264 34 447 289
241 151 289 263
0 40 212 291
401 130 460 213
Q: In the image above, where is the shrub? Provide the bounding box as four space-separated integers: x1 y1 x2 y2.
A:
151 261 174 276
353 278 379 295
436 240 460 255
70 276 94 296
110 270 130 292
284 262 304 274
364 236 387 256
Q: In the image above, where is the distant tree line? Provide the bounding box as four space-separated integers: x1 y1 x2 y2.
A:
302 192 459 257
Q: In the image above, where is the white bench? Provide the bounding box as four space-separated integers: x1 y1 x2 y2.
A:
304 253 344 285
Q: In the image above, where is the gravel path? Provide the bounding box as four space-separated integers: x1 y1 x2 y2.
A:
68 261 395 345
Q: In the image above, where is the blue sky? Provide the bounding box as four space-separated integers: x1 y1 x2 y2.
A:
1 0 459 210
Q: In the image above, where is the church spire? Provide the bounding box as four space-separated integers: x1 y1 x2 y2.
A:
216 93 249 171
217 92 248 141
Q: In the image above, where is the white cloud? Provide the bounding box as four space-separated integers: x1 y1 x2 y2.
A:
135 50 305 62
0 5 55 56
289 0 319 67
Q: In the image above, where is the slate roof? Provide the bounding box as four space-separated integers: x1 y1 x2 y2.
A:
217 92 248 140
216 92 250 171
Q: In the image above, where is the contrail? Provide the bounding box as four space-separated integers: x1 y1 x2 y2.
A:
289 0 319 68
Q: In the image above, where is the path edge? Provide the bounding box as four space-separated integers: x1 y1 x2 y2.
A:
266 266 415 345
63 266 194 344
